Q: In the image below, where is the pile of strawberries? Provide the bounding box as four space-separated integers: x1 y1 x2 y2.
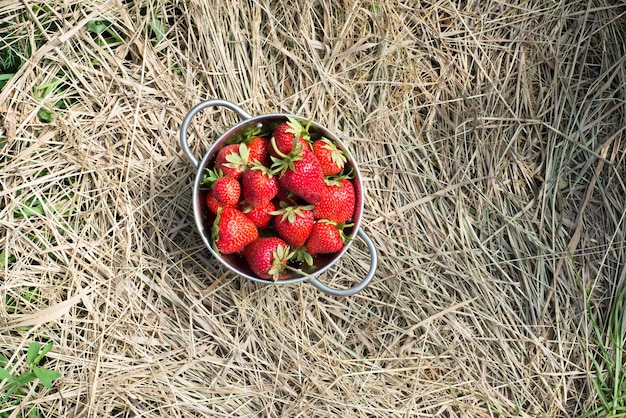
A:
202 117 357 281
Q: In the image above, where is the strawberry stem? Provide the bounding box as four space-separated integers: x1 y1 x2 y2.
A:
285 264 317 278
270 136 289 159
270 137 304 176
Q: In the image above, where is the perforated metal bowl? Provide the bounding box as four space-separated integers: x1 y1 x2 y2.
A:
180 99 377 296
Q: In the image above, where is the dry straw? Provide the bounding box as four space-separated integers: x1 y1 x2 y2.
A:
1 0 625 417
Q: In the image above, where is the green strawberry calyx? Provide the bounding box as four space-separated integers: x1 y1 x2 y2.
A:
338 222 354 244
269 136 304 176
247 161 274 176
269 244 294 281
239 125 265 143
224 143 250 172
285 116 312 143
202 168 224 187
324 166 355 186
270 203 314 223
319 219 354 244
210 207 224 255
319 138 347 167
292 246 314 267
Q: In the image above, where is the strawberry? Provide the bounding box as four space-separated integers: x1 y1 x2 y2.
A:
313 179 355 224
241 163 279 208
214 143 249 179
206 191 237 215
246 136 271 166
238 125 270 165
244 237 293 280
305 220 349 256
271 144 325 204
211 207 258 255
203 169 241 205
202 169 241 214
271 117 311 156
271 204 315 248
242 200 276 229
312 138 347 176
213 176 241 206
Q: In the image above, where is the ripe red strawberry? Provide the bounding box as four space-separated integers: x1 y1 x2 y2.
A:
305 220 349 256
271 146 325 204
206 176 240 208
246 136 271 166
312 138 347 176
272 204 315 248
214 143 249 179
271 117 311 156
203 169 241 214
212 207 258 255
241 163 279 208
206 191 237 215
242 200 276 229
313 179 355 224
244 237 293 280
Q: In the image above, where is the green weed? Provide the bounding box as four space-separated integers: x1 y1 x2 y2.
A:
578 284 626 417
0 342 62 418
4 287 42 315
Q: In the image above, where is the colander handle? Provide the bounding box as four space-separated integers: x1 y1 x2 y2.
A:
306 228 377 297
180 99 252 170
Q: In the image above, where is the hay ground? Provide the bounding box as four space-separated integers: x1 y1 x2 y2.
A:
1 0 625 417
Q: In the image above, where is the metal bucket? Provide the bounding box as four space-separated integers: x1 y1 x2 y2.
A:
180 99 377 296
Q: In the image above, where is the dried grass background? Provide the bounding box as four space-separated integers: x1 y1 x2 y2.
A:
1 0 625 416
